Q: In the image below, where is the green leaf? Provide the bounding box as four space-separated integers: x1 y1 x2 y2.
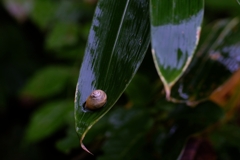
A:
74 0 150 154
45 22 79 50
170 18 240 103
98 108 153 160
20 66 71 99
50 47 85 60
169 101 224 126
30 0 58 29
25 100 73 143
161 101 223 160
150 0 204 99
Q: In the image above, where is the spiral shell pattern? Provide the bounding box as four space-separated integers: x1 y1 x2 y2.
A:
85 90 107 110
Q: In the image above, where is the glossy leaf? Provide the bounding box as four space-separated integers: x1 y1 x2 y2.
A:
74 0 150 154
150 0 204 99
170 18 240 104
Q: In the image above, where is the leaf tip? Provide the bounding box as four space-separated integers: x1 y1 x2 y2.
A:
80 139 94 155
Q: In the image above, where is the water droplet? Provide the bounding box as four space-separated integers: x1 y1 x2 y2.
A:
237 0 240 5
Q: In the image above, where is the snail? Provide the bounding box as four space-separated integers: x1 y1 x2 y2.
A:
84 90 107 110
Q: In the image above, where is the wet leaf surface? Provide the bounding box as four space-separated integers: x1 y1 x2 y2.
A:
74 0 150 153
170 18 240 104
150 0 204 98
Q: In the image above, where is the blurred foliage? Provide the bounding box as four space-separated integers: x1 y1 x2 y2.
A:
0 0 240 160
25 100 73 143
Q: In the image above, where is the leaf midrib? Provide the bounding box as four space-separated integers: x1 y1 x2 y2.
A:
105 0 130 78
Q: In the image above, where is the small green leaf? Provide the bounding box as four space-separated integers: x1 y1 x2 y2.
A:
150 0 204 99
74 0 150 154
25 100 73 143
46 23 79 50
30 0 58 29
21 66 71 99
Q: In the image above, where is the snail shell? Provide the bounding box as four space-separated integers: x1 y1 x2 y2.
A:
85 90 107 110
